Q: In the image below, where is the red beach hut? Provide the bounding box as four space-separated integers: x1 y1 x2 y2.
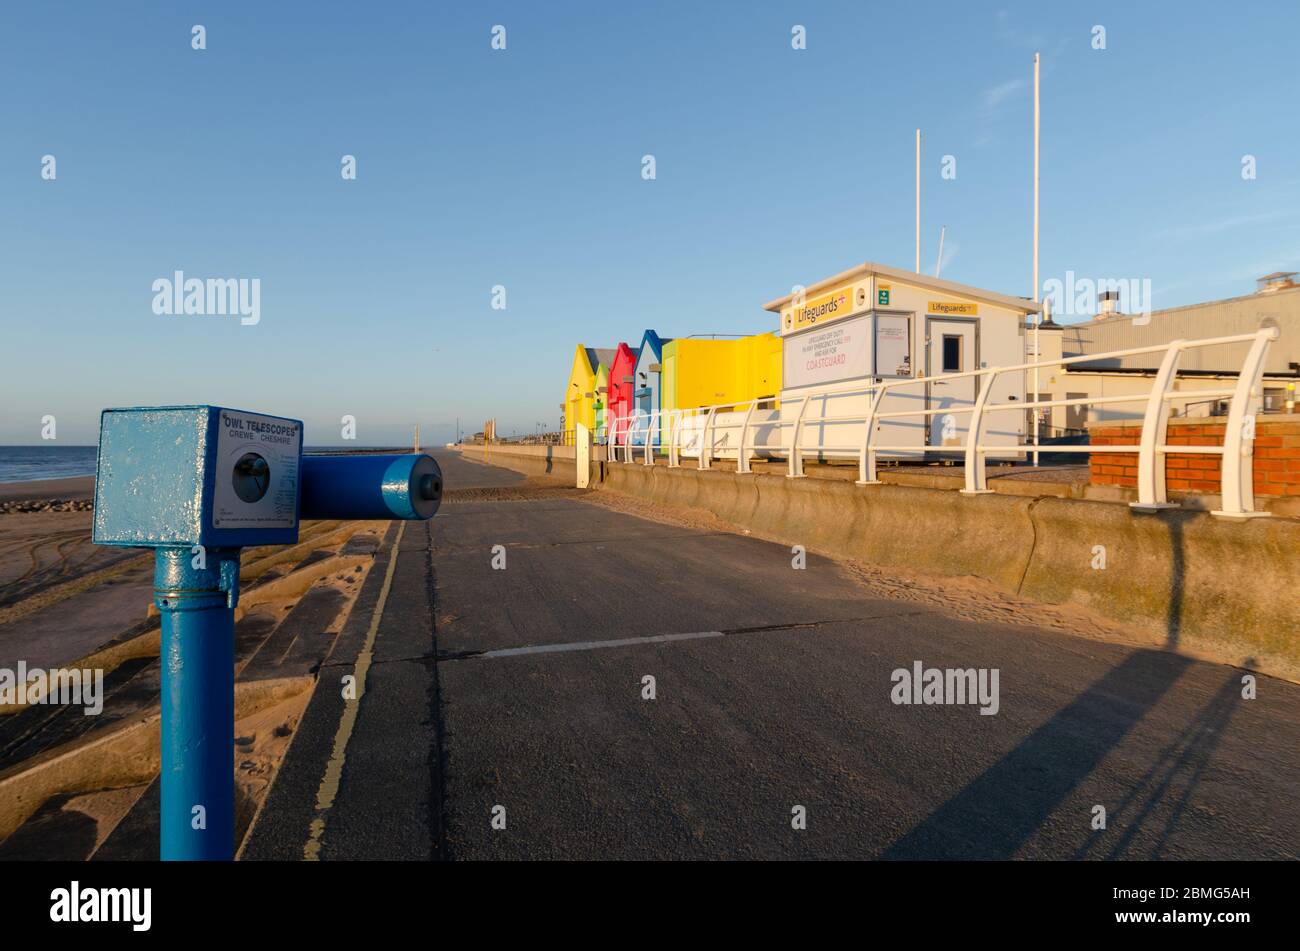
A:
607 342 638 447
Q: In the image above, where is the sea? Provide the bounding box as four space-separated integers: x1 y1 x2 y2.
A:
0 445 413 484
0 446 98 484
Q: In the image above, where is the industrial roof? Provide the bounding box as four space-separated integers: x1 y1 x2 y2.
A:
1059 283 1299 375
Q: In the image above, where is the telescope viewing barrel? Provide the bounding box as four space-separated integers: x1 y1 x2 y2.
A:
299 453 443 521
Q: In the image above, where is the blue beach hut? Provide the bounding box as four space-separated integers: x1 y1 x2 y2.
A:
630 329 672 447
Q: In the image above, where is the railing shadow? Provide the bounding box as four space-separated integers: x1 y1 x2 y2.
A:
880 648 1192 860
1071 663 1245 859
1166 512 1187 649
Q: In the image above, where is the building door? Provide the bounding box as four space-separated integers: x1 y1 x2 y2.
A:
1064 392 1088 434
927 318 978 448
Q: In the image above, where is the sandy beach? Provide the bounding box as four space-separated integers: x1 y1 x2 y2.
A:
0 476 94 505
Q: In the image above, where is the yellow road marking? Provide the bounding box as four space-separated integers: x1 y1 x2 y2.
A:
303 520 406 861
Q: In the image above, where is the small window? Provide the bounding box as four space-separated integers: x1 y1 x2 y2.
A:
942 335 963 373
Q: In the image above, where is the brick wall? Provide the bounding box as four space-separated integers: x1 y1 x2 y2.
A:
1089 416 1300 496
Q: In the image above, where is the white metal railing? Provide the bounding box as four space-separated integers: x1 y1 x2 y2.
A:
603 328 1281 519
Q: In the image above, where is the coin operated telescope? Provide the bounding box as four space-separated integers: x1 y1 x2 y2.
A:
92 405 442 860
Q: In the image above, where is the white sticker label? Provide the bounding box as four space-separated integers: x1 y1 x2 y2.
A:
212 410 301 530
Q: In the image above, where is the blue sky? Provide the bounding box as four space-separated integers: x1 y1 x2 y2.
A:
3 1 1298 445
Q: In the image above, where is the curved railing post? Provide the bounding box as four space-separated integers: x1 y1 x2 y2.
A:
1213 327 1279 519
668 411 682 468
699 406 719 470
1130 341 1185 512
960 372 997 495
788 396 810 478
856 386 887 485
737 400 758 474
644 410 659 466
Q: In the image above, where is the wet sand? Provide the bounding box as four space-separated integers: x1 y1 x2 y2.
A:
0 476 94 503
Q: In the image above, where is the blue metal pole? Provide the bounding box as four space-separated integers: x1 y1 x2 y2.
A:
154 545 240 861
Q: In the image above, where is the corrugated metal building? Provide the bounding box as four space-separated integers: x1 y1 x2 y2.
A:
1034 275 1299 431
1060 278 1299 374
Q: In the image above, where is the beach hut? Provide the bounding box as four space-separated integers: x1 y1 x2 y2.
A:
630 329 672 446
606 343 637 447
562 344 614 444
660 332 782 453
593 363 610 444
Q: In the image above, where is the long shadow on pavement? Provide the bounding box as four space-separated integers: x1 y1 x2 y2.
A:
881 648 1192 859
1073 664 1243 860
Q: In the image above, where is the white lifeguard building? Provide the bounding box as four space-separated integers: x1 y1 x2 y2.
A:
763 262 1039 461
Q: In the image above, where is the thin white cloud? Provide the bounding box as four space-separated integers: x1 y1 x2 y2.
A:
1150 210 1294 242
1226 248 1300 283
971 76 1027 149
983 78 1026 112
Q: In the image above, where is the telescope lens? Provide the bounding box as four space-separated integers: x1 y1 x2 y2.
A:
232 452 271 503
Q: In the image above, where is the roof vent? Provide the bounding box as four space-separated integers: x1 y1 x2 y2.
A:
1257 271 1298 294
1098 290 1121 316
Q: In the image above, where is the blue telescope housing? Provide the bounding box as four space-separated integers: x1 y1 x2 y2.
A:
93 406 441 547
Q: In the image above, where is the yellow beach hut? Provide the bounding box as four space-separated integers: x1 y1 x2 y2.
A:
563 344 614 444
660 332 781 448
